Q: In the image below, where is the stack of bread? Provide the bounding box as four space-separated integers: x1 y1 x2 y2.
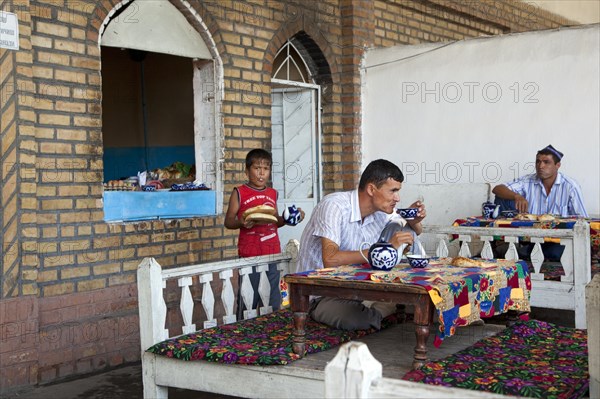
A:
515 213 555 222
449 256 487 267
242 205 278 224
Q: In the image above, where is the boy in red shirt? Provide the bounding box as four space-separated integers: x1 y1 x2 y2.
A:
225 149 303 312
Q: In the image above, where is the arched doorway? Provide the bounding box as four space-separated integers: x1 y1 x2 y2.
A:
271 38 323 250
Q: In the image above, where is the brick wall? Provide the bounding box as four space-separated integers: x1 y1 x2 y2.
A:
2 0 36 300
0 296 38 389
0 0 575 391
0 284 138 388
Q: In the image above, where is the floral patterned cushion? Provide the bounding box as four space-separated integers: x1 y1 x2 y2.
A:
147 309 399 365
403 320 589 399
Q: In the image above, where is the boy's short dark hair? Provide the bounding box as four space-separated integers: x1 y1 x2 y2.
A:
245 149 272 169
359 159 404 190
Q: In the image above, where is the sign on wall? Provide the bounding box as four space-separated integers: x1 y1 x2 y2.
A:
0 11 19 50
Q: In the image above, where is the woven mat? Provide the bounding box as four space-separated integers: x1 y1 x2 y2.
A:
147 309 399 365
403 320 589 398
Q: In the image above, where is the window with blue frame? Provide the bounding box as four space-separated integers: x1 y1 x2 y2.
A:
99 0 221 222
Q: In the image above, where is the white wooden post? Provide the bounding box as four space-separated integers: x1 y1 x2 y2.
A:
141 353 168 399
137 257 169 349
560 237 575 283
325 342 382 399
137 258 169 399
435 236 449 258
573 220 591 329
178 276 197 334
257 264 273 315
586 274 600 399
480 235 494 259
529 237 545 279
503 236 520 261
219 269 237 324
284 239 300 273
199 273 217 329
239 266 257 319
458 235 471 258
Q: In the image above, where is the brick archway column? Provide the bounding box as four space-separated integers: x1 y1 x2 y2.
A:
340 0 375 190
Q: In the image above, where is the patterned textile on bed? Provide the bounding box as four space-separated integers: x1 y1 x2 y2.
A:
403 320 589 399
146 309 399 365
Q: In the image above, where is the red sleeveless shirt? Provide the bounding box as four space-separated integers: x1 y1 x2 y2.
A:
236 184 281 257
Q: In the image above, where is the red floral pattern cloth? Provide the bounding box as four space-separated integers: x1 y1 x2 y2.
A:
403 320 589 399
146 309 399 365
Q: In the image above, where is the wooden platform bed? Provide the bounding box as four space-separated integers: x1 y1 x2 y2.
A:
137 224 596 398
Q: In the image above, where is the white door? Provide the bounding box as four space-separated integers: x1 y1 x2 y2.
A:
272 87 321 251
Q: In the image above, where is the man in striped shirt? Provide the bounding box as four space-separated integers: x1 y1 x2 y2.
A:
492 144 587 217
297 159 426 330
492 144 587 260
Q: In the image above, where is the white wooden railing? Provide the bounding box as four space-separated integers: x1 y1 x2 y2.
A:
137 240 299 350
422 221 591 328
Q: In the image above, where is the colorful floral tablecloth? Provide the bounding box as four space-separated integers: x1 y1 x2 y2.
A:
453 217 600 279
292 258 531 347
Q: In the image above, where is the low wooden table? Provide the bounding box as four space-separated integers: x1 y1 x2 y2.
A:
285 259 531 370
284 276 434 369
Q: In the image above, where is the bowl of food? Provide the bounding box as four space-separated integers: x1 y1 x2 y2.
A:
406 254 430 268
397 208 419 220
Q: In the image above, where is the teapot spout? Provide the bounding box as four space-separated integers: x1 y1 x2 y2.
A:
492 205 500 219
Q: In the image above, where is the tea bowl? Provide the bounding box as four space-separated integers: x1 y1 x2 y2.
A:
500 210 517 218
398 208 419 220
407 254 430 268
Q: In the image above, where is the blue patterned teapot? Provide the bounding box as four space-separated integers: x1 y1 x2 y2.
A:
482 202 500 219
360 240 399 271
282 204 302 226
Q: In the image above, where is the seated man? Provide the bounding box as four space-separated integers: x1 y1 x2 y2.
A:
492 144 588 260
297 159 426 330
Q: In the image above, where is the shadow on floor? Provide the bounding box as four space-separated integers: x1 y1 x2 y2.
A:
4 364 238 399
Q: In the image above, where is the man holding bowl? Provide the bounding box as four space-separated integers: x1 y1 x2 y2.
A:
297 159 426 330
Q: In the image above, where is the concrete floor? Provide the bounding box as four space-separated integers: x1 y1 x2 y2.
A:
3 364 236 399
3 307 575 399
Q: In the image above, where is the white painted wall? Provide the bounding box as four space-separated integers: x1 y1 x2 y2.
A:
362 24 600 222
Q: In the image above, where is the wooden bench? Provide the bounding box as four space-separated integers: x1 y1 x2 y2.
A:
422 221 591 328
137 226 592 398
137 238 511 398
326 273 599 398
137 240 332 398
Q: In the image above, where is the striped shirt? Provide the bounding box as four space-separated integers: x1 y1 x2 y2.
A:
505 172 588 217
297 190 390 272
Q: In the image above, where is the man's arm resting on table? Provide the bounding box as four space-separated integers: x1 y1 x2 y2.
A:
492 184 528 213
321 237 368 268
320 231 415 268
